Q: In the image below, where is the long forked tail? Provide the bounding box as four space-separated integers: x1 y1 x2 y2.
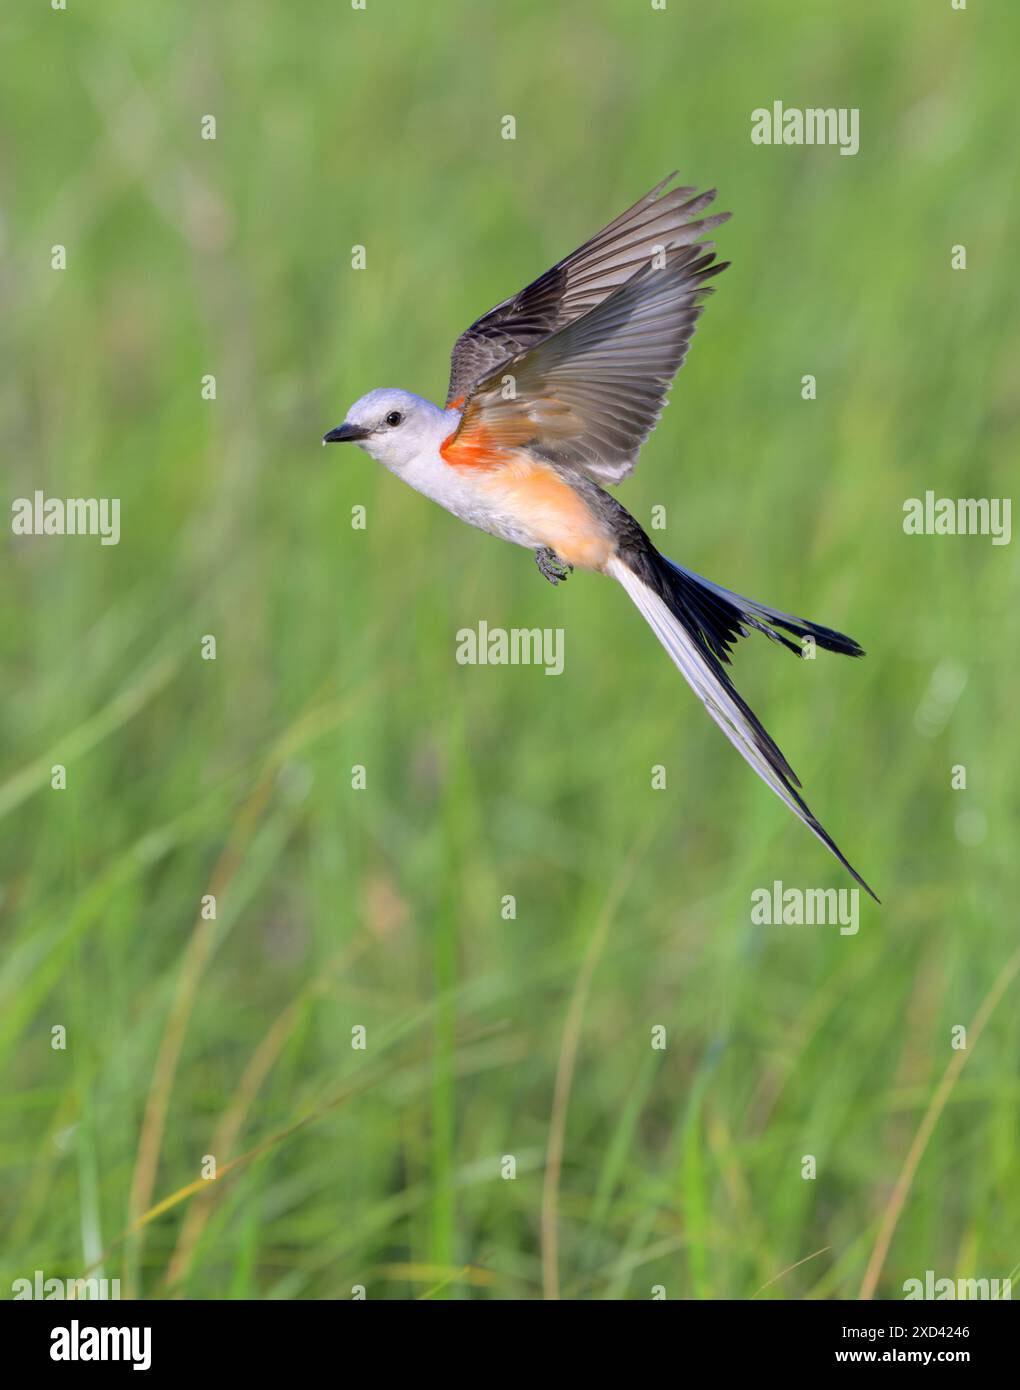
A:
607 551 878 901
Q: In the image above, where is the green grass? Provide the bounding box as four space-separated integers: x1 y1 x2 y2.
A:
2 0 1019 1300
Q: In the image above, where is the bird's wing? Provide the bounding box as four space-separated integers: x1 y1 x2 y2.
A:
441 212 728 484
445 173 728 422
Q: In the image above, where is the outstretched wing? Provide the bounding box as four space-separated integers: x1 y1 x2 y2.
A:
442 217 728 485
446 173 729 417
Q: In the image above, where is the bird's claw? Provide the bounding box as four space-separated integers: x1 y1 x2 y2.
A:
535 547 573 585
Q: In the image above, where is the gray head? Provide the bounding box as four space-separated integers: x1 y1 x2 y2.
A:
323 388 450 473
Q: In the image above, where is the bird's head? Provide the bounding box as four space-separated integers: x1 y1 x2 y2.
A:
323 388 449 473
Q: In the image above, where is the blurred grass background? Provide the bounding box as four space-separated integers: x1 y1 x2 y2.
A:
2 0 1019 1300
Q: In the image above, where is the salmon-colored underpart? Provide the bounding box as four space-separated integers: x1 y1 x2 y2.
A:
440 405 533 470
439 425 503 470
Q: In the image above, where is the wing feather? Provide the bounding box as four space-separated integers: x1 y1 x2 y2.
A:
446 174 729 416
444 234 727 483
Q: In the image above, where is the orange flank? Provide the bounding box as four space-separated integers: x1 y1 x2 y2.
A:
494 460 613 571
440 409 536 470
442 422 614 571
439 419 504 471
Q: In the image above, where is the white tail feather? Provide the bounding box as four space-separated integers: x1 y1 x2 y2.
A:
608 556 877 899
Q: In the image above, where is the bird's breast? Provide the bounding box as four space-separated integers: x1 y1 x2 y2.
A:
404 446 615 570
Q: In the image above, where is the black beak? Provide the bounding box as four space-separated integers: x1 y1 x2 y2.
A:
323 422 370 444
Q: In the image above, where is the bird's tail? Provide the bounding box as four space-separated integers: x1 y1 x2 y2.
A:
607 549 878 901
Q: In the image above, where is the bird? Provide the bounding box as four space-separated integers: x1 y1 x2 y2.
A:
323 172 878 901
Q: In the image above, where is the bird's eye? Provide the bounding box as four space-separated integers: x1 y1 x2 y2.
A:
385 411 403 427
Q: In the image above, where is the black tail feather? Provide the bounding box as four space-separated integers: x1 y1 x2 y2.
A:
611 551 879 902
616 548 878 901
656 557 865 666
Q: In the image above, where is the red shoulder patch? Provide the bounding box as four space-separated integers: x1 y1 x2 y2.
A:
440 421 504 470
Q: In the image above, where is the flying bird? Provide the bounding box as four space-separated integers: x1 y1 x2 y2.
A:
324 173 877 900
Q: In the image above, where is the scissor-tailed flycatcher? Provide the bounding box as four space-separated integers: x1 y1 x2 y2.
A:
324 173 877 900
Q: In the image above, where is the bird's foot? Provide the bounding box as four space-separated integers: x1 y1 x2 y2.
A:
535 547 573 586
